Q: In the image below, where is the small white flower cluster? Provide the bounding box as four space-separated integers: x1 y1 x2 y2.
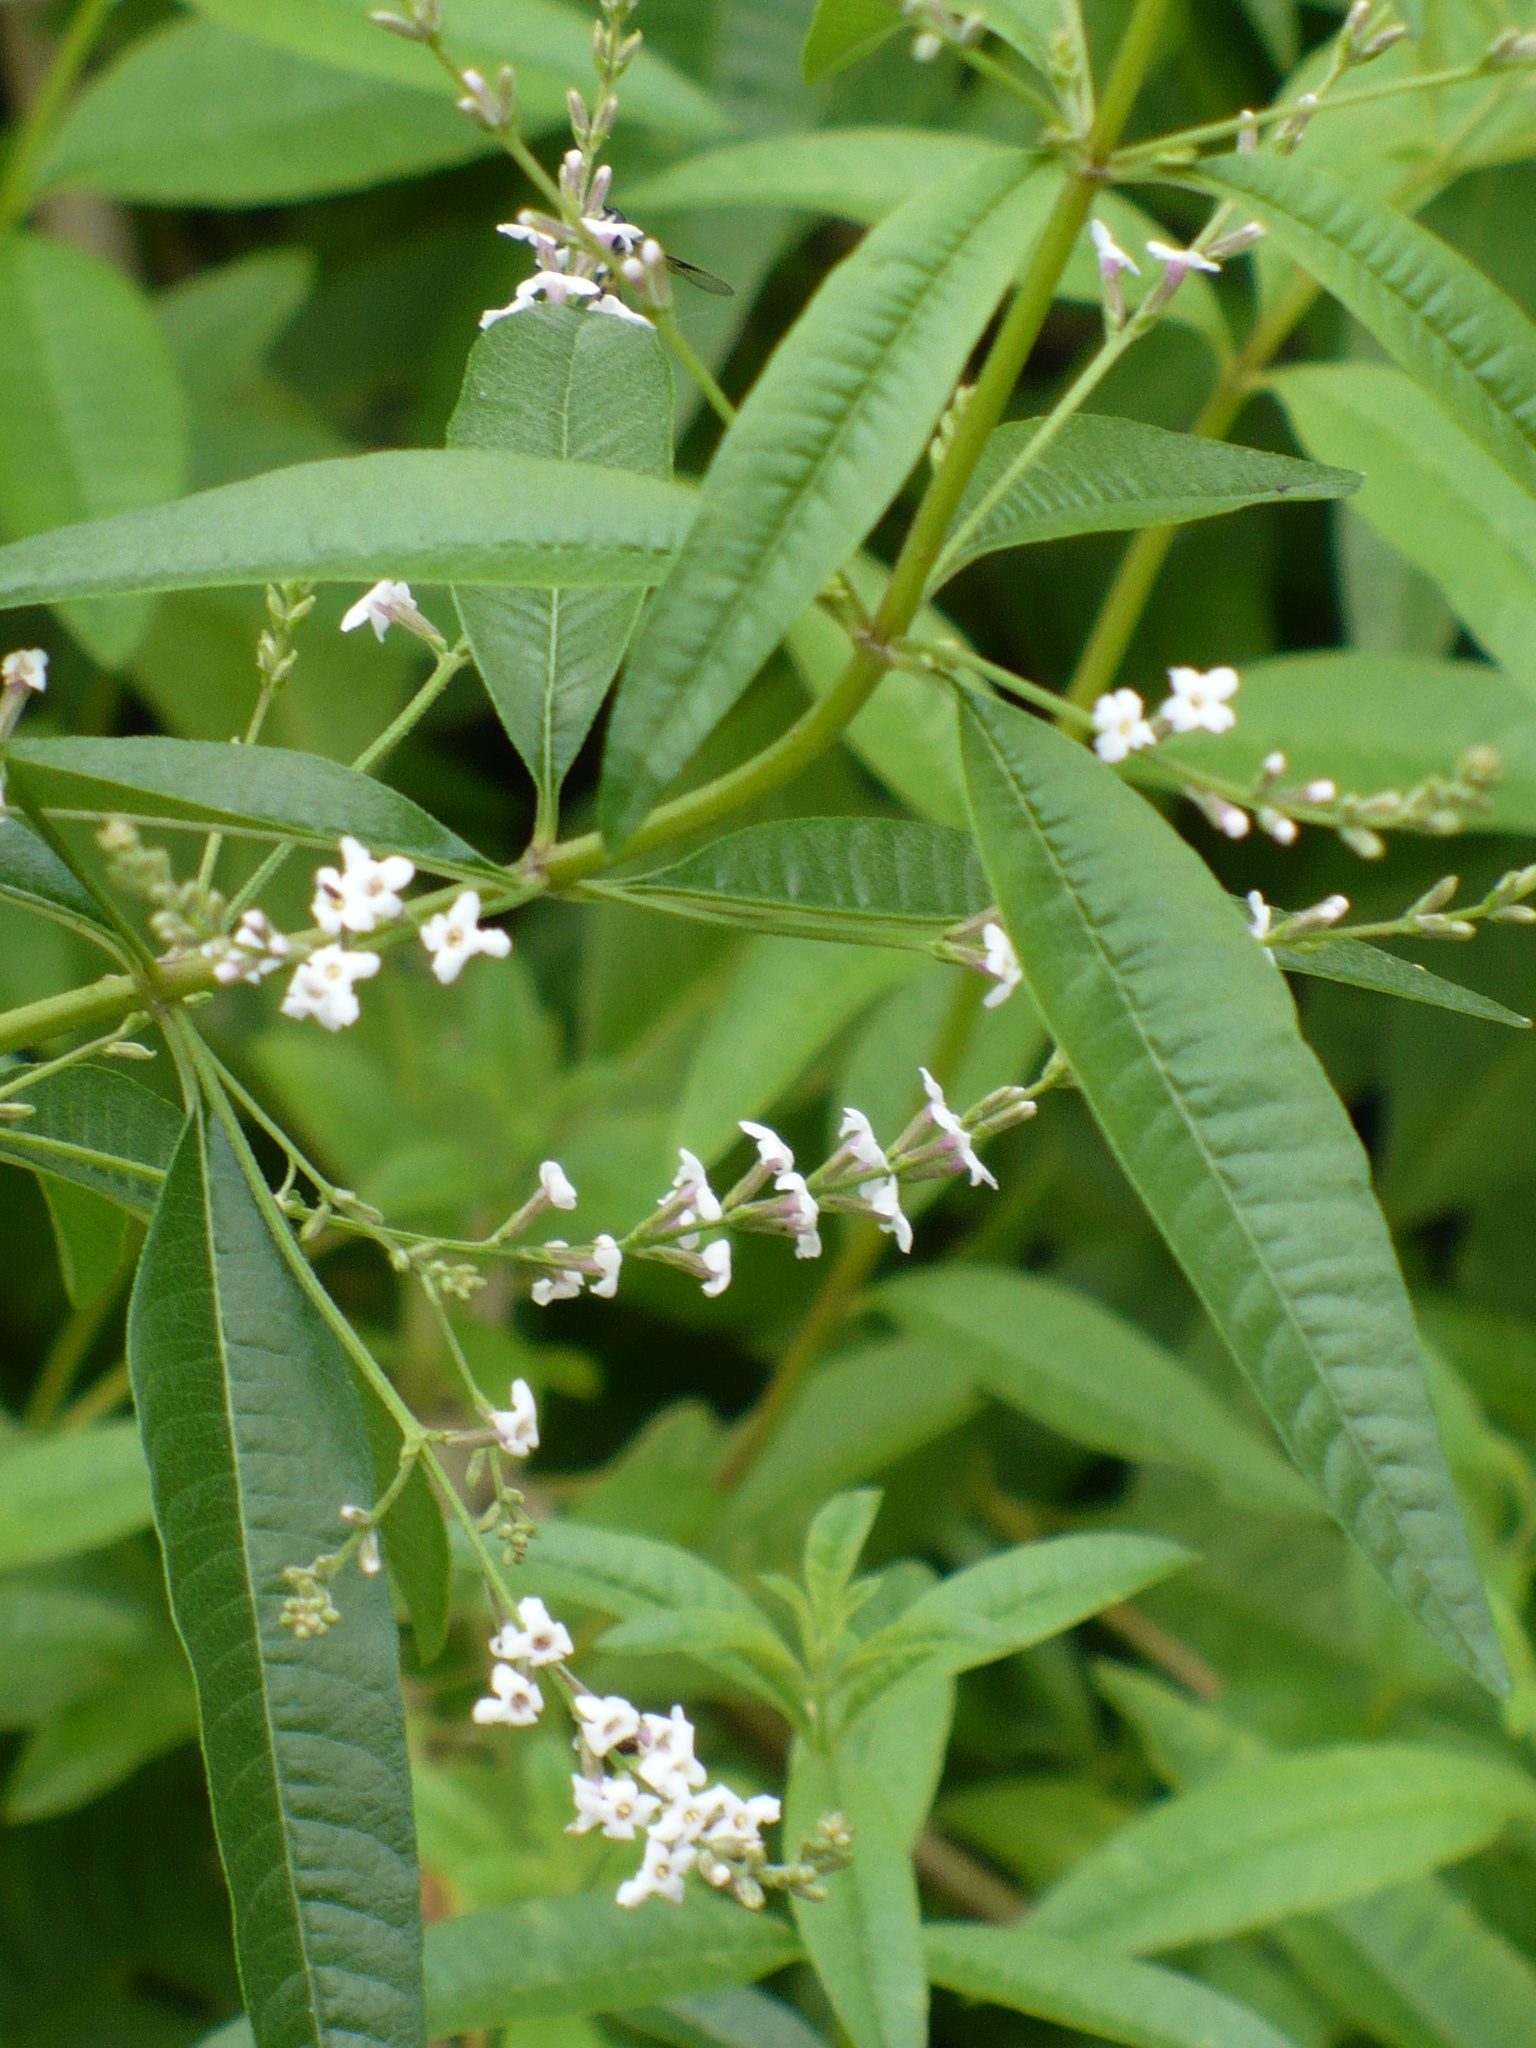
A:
205 909 291 987
1093 664 1240 766
934 914 1023 1008
1089 221 1262 331
340 579 441 648
900 0 984 65
1246 889 1350 942
481 171 651 330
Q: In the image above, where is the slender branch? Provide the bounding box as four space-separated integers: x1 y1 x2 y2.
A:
0 0 117 229
959 43 1061 126
654 308 736 427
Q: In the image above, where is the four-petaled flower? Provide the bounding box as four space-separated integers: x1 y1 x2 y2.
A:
980 922 1021 1009
280 944 381 1031
490 1596 573 1667
703 1789 781 1854
569 1773 660 1840
341 580 418 642
472 1663 544 1727
490 1377 539 1457
1159 664 1239 735
1092 687 1157 765
920 1068 997 1190
312 837 416 936
616 1834 695 1908
574 1692 642 1756
420 890 512 984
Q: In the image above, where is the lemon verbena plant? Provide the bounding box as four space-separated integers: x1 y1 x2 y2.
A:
5 1 1536 2045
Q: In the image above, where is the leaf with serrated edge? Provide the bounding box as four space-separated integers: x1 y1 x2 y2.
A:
599 154 1061 846
960 691 1506 1697
0 448 692 608
128 1111 423 2048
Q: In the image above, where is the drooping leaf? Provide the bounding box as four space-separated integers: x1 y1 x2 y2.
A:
0 1062 182 1217
836 1533 1191 1726
0 1423 153 1573
127 1109 423 2048
1275 362 1536 691
598 818 990 949
38 20 497 207
925 1924 1301 2048
0 815 119 948
0 231 187 665
932 413 1358 588
0 448 693 609
448 306 673 815
189 0 731 140
8 734 499 877
599 154 1061 845
423 1891 800 2033
960 691 1506 1697
1029 1744 1536 1953
1197 152 1536 503
1271 934 1530 1029
626 129 1010 224
876 1267 1322 1519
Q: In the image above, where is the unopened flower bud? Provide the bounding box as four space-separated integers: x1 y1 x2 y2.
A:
1340 824 1386 859
1207 221 1266 261
1300 778 1337 805
1488 28 1536 66
1409 875 1460 916
911 29 944 60
369 7 428 39
1261 750 1287 780
568 90 590 141
1237 109 1260 152
1258 807 1298 846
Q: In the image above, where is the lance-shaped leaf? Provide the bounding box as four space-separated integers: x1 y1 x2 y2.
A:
597 817 989 948
424 1891 799 2033
448 306 673 817
932 413 1358 587
1196 152 1536 502
0 815 118 947
0 1422 153 1572
925 1925 1300 2048
1030 1743 1536 1955
1271 934 1530 1029
127 1111 423 2048
0 449 693 610
8 735 498 877
876 1268 1322 1519
835 1532 1190 1728
627 130 1010 225
599 154 1061 846
960 692 1506 1697
0 1062 182 1216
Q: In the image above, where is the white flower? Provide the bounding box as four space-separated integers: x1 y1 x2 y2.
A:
209 909 290 986
358 1528 382 1576
864 1175 913 1255
838 1107 888 1175
472 1663 544 1727
490 1596 573 1667
490 1377 539 1457
1301 778 1337 804
671 1146 722 1248
648 1784 733 1845
1146 238 1223 282
703 1789 781 1854
480 272 600 327
1213 798 1250 839
1159 665 1239 736
910 28 944 61
279 945 381 1031
531 1243 585 1307
540 1160 578 1210
497 220 562 267
1092 687 1157 765
776 1171 822 1259
616 1833 695 1908
585 214 644 252
592 294 651 326
341 580 416 642
1090 219 1139 279
980 922 1021 1009
740 1120 795 1175
637 1706 708 1801
311 836 415 936
1247 890 1273 940
920 1068 998 1190
1258 807 1298 846
700 1239 732 1298
1 648 47 694
574 1692 642 1756
420 890 512 984
1262 750 1288 779
569 1773 660 1840
591 1234 623 1300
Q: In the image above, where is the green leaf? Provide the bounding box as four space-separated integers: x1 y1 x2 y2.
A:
933 413 1358 588
0 1422 153 1572
447 306 673 814
190 0 731 140
358 1393 450 1669
670 935 921 1166
0 1061 182 1217
1031 1743 1536 1955
1274 362 1536 691
626 129 1010 225
599 154 1061 845
620 1987 830 2048
127 1110 423 2048
599 818 990 949
785 1736 926 2048
0 815 117 946
876 1266 1322 1519
423 1892 800 2032
801 0 903 82
1271 934 1531 1030
9 735 498 876
960 691 1506 1697
1197 152 1536 504
43 1177 132 1307
837 1532 1190 1726
0 231 187 665
1159 650 1536 838
803 1489 883 1634
925 1925 1301 2048
0 448 693 609
38 20 497 207
0 1573 147 1729
596 1606 805 1691
3 1637 198 1822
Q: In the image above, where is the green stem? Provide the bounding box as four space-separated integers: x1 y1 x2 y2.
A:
655 308 736 427
959 44 1062 126
0 0 118 228
195 674 284 903
0 1020 140 1103
904 643 1094 728
59 1357 131 1430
